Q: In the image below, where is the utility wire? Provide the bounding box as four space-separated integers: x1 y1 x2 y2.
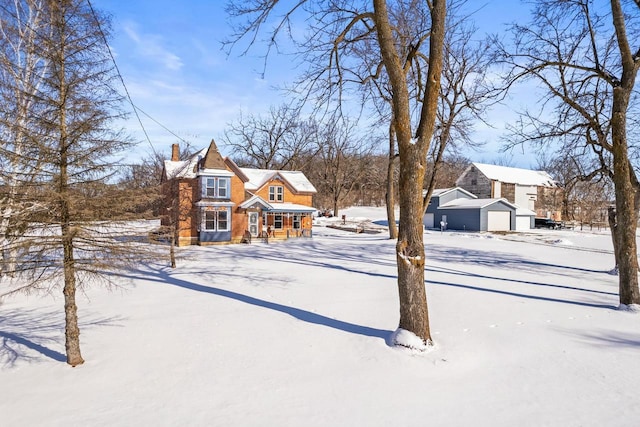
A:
132 104 191 145
86 0 189 156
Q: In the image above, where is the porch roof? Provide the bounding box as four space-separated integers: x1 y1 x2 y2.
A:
265 202 317 213
239 195 315 214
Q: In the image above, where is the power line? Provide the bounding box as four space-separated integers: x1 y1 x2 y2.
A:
86 0 189 156
132 104 191 145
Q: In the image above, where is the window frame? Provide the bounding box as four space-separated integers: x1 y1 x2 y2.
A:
205 178 216 197
274 214 283 229
217 177 228 198
269 185 284 202
203 177 230 199
202 208 230 232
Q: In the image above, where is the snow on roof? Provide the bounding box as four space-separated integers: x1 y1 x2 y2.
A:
439 197 516 210
515 207 536 216
467 162 557 187
164 149 316 195
268 202 317 213
239 168 317 193
163 148 207 179
427 187 478 199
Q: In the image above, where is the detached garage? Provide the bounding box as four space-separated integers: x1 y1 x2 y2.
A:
437 198 517 232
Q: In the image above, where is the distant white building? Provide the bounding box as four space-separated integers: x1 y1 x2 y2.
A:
456 162 561 219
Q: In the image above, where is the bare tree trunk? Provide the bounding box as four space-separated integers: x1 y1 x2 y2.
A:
170 224 177 268
610 0 640 305
57 33 83 366
60 123 84 366
386 120 398 239
62 226 84 366
374 0 446 345
611 95 640 305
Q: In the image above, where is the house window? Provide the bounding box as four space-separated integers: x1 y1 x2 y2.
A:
218 178 228 198
218 210 228 230
274 214 283 229
203 208 229 231
204 211 216 230
293 215 301 229
204 177 229 199
206 178 216 197
269 185 284 202
471 179 477 185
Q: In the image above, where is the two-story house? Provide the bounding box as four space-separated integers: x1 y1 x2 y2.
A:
162 140 317 246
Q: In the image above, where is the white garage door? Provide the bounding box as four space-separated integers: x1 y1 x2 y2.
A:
423 213 434 229
515 216 531 230
487 211 511 231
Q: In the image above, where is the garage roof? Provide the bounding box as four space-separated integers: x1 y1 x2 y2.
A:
439 197 517 210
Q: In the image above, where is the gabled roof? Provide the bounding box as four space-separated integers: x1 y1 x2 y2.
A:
239 194 273 210
201 139 226 170
164 148 207 179
239 168 317 194
163 140 233 180
164 142 317 195
439 197 517 210
427 187 478 199
458 162 557 187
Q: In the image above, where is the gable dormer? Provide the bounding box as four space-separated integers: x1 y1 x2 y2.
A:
197 139 233 201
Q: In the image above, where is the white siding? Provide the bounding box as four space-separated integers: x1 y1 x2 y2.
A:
515 185 537 211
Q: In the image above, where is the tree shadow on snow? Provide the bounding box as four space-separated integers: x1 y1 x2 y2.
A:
426 245 611 277
561 327 640 349
133 268 393 345
426 278 615 309
425 265 617 298
0 308 124 367
0 308 66 366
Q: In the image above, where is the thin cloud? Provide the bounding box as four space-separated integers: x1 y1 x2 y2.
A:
122 21 183 71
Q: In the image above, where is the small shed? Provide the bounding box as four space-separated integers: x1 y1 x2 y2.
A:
423 187 476 229
436 197 517 232
515 207 536 230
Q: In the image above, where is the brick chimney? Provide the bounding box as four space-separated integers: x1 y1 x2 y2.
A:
171 143 179 161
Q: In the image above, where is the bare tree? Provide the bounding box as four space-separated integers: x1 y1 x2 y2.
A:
422 16 492 212
0 0 48 279
119 142 196 218
226 0 446 347
303 118 377 217
495 0 640 306
1 0 165 366
222 104 319 170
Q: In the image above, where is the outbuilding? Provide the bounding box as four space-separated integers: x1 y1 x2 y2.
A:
423 187 519 232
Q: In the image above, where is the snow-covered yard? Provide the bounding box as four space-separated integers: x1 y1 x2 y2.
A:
1 207 639 426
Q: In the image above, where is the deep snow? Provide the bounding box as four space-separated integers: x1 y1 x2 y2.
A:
1 206 639 426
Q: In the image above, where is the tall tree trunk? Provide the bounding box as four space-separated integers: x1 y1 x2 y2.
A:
57 34 84 365
610 0 640 306
386 120 398 239
60 148 84 366
374 0 446 345
62 224 84 366
611 91 640 305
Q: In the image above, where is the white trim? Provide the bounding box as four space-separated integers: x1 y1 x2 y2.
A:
195 201 234 207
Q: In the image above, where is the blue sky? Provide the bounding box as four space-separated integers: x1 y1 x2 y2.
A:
93 0 537 167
